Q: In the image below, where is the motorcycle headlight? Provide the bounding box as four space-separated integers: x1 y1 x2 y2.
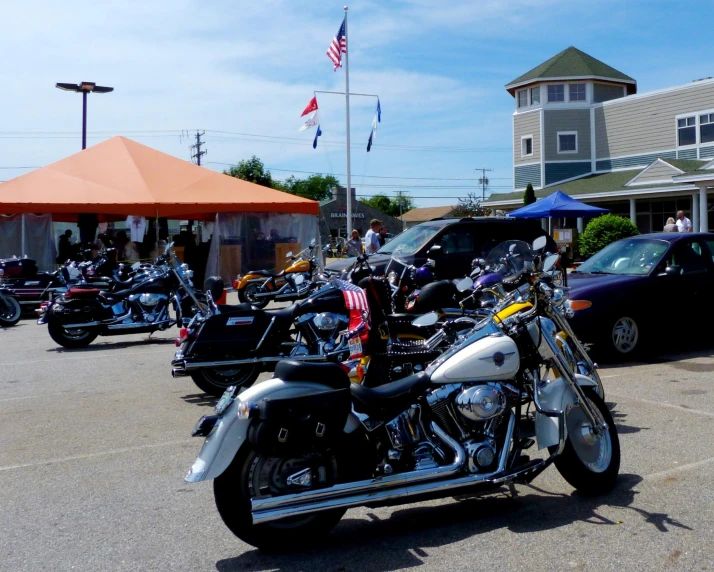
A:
387 271 398 285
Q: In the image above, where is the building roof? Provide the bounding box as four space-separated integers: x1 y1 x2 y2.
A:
487 158 707 205
505 47 636 95
400 205 455 222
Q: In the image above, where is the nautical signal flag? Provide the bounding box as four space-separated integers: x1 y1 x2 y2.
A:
366 99 381 152
313 125 322 149
299 111 319 131
301 96 318 117
327 17 347 71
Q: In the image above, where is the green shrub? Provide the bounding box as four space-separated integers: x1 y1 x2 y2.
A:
579 214 639 258
523 183 536 205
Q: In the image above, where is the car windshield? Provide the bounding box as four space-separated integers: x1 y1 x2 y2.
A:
576 238 669 276
377 223 444 256
484 240 536 274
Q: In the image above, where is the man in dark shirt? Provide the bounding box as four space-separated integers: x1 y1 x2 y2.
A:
57 230 73 263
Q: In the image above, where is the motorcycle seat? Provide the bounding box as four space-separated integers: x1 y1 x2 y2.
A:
251 269 285 278
111 274 134 288
265 303 297 324
218 303 256 313
99 289 132 301
274 360 350 389
68 287 101 298
350 371 431 414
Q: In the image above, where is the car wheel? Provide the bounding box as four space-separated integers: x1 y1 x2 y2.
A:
610 316 640 357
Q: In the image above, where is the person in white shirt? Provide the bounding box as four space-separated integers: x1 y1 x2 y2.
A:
676 210 693 233
363 219 382 254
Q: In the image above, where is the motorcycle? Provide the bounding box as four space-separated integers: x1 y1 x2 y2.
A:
0 284 22 327
184 237 619 551
234 240 324 309
172 276 370 396
38 243 202 348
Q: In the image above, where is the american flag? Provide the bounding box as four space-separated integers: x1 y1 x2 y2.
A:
327 18 347 71
336 279 368 311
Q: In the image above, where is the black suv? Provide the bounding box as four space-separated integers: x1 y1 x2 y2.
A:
324 216 556 279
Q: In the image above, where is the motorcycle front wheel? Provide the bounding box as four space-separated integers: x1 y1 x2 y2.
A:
0 295 22 326
189 366 260 397
238 283 269 309
47 319 98 349
551 389 620 496
214 446 346 551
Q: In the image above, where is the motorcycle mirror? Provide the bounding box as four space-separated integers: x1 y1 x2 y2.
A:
411 311 439 327
131 262 140 271
532 236 548 251
456 277 474 292
310 239 316 246
543 254 560 272
294 274 305 285
285 251 293 258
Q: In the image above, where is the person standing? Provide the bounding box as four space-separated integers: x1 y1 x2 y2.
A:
663 217 679 232
364 218 382 254
346 229 363 257
676 210 693 233
378 226 388 247
56 230 73 263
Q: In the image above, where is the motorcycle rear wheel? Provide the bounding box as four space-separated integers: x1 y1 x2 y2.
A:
47 319 98 349
214 446 346 551
189 366 260 397
0 296 22 326
551 389 620 496
238 283 269 309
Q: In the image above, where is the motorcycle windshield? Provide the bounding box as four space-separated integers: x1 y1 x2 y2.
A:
483 240 536 275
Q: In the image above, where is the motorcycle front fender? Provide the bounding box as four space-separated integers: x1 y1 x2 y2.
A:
534 373 597 450
185 378 359 483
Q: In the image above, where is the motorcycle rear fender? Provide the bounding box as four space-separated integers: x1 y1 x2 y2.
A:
534 373 597 450
185 378 360 483
237 274 275 289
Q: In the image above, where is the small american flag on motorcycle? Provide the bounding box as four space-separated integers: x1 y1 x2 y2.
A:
336 279 370 358
336 279 368 311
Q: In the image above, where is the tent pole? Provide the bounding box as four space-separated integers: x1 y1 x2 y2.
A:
21 214 26 256
156 209 159 254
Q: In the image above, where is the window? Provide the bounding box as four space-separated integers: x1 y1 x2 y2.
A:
530 87 540 105
569 83 586 102
557 131 578 153
439 229 474 255
521 136 533 157
548 84 564 102
517 90 528 108
664 241 708 275
700 114 714 144
678 116 696 146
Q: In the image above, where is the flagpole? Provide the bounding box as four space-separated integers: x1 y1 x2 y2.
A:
343 5 352 240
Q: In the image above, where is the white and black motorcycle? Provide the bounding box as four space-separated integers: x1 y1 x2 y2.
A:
184 242 619 550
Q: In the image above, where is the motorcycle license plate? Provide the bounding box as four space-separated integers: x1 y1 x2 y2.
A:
348 336 363 357
214 386 236 415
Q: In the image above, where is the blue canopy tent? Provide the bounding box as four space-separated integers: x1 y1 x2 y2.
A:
507 190 609 219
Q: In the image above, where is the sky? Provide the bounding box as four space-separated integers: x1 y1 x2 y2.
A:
1 0 713 208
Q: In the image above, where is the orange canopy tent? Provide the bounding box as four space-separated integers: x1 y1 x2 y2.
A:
0 136 318 220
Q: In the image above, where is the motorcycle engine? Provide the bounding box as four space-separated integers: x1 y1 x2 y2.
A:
297 312 349 353
426 383 519 473
129 293 168 323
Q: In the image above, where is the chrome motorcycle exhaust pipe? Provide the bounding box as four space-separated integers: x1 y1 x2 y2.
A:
176 353 329 371
251 415 514 525
171 368 189 378
62 321 102 328
254 283 290 298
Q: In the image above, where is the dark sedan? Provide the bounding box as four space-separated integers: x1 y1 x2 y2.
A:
567 233 714 358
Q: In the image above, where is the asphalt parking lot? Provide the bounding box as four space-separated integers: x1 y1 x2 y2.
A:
1 306 713 572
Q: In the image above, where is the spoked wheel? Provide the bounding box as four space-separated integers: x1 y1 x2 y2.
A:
0 295 22 326
47 319 98 348
551 389 620 495
190 365 260 397
611 316 639 356
214 447 346 551
238 283 269 309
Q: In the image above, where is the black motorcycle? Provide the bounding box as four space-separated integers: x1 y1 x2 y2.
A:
0 285 21 326
39 244 204 348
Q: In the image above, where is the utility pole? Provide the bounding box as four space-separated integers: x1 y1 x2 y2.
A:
397 189 406 230
191 130 207 166
476 167 492 201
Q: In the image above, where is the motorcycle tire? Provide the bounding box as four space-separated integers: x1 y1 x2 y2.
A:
214 446 346 551
0 296 22 326
47 319 99 349
189 366 260 397
238 284 269 309
550 388 620 496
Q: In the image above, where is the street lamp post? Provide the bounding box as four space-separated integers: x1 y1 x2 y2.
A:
55 82 114 150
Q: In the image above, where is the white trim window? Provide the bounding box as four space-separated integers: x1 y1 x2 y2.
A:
530 86 540 105
557 131 578 154
521 135 533 157
548 84 564 103
569 83 586 102
700 113 714 144
517 89 528 108
678 116 696 146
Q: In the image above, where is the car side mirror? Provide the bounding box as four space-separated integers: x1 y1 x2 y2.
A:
427 245 442 258
660 265 681 276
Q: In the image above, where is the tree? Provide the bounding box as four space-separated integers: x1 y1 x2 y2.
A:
361 194 415 218
223 156 283 189
523 183 536 205
283 174 339 202
450 193 491 218
578 214 640 258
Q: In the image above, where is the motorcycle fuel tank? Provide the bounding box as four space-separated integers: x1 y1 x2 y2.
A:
429 334 520 383
297 283 346 316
